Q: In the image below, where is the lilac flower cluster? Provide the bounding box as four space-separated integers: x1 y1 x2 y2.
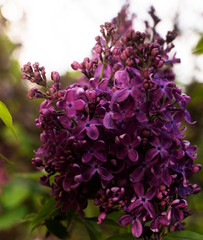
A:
22 5 201 239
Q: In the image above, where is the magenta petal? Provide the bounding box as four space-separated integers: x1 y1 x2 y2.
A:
150 219 159 232
86 125 99 140
132 220 143 237
66 108 76 117
158 216 169 226
118 214 133 226
97 167 113 181
66 90 75 102
99 78 109 90
128 200 142 211
73 99 85 110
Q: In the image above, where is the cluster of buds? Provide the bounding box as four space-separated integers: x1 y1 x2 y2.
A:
23 5 201 239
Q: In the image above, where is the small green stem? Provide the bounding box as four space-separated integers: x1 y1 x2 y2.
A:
71 118 78 126
99 62 106 83
99 40 109 83
45 87 53 95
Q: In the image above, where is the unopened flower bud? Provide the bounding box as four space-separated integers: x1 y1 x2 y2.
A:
192 164 202 174
71 61 79 70
51 71 60 82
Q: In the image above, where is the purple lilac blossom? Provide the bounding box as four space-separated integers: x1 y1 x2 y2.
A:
22 4 201 240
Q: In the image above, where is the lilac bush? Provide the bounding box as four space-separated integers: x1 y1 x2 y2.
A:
22 5 201 240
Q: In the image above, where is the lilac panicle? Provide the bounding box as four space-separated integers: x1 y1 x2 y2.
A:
23 4 201 240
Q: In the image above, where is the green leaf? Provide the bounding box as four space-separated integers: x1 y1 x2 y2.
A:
14 171 45 181
106 233 138 240
0 152 14 164
67 208 76 229
84 217 123 229
45 219 68 239
193 35 203 54
31 197 60 231
77 217 102 240
163 231 203 240
0 100 19 142
0 206 28 230
1 181 30 208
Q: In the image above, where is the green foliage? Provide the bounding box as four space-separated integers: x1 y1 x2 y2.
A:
193 35 203 54
45 219 68 239
0 100 19 143
105 233 137 240
0 178 33 230
163 231 203 240
31 197 60 231
77 218 102 240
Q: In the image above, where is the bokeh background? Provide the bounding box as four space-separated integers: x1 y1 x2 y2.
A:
0 0 202 239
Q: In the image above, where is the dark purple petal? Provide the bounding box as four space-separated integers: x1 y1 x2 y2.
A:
117 148 127 159
73 99 86 110
160 149 169 160
146 188 157 200
82 152 92 163
150 137 160 147
162 169 172 185
97 167 113 181
83 167 96 182
133 182 144 197
128 149 139 162
114 89 130 102
93 152 107 162
128 200 142 211
103 112 115 129
144 201 156 218
130 167 145 183
132 136 141 147
174 208 184 221
119 134 131 146
150 218 159 232
145 148 158 162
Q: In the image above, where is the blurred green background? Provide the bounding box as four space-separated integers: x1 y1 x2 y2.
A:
0 3 202 240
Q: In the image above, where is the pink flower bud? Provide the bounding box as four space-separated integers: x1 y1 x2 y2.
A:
71 61 79 70
51 71 60 82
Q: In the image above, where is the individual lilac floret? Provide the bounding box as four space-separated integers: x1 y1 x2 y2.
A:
23 4 201 240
